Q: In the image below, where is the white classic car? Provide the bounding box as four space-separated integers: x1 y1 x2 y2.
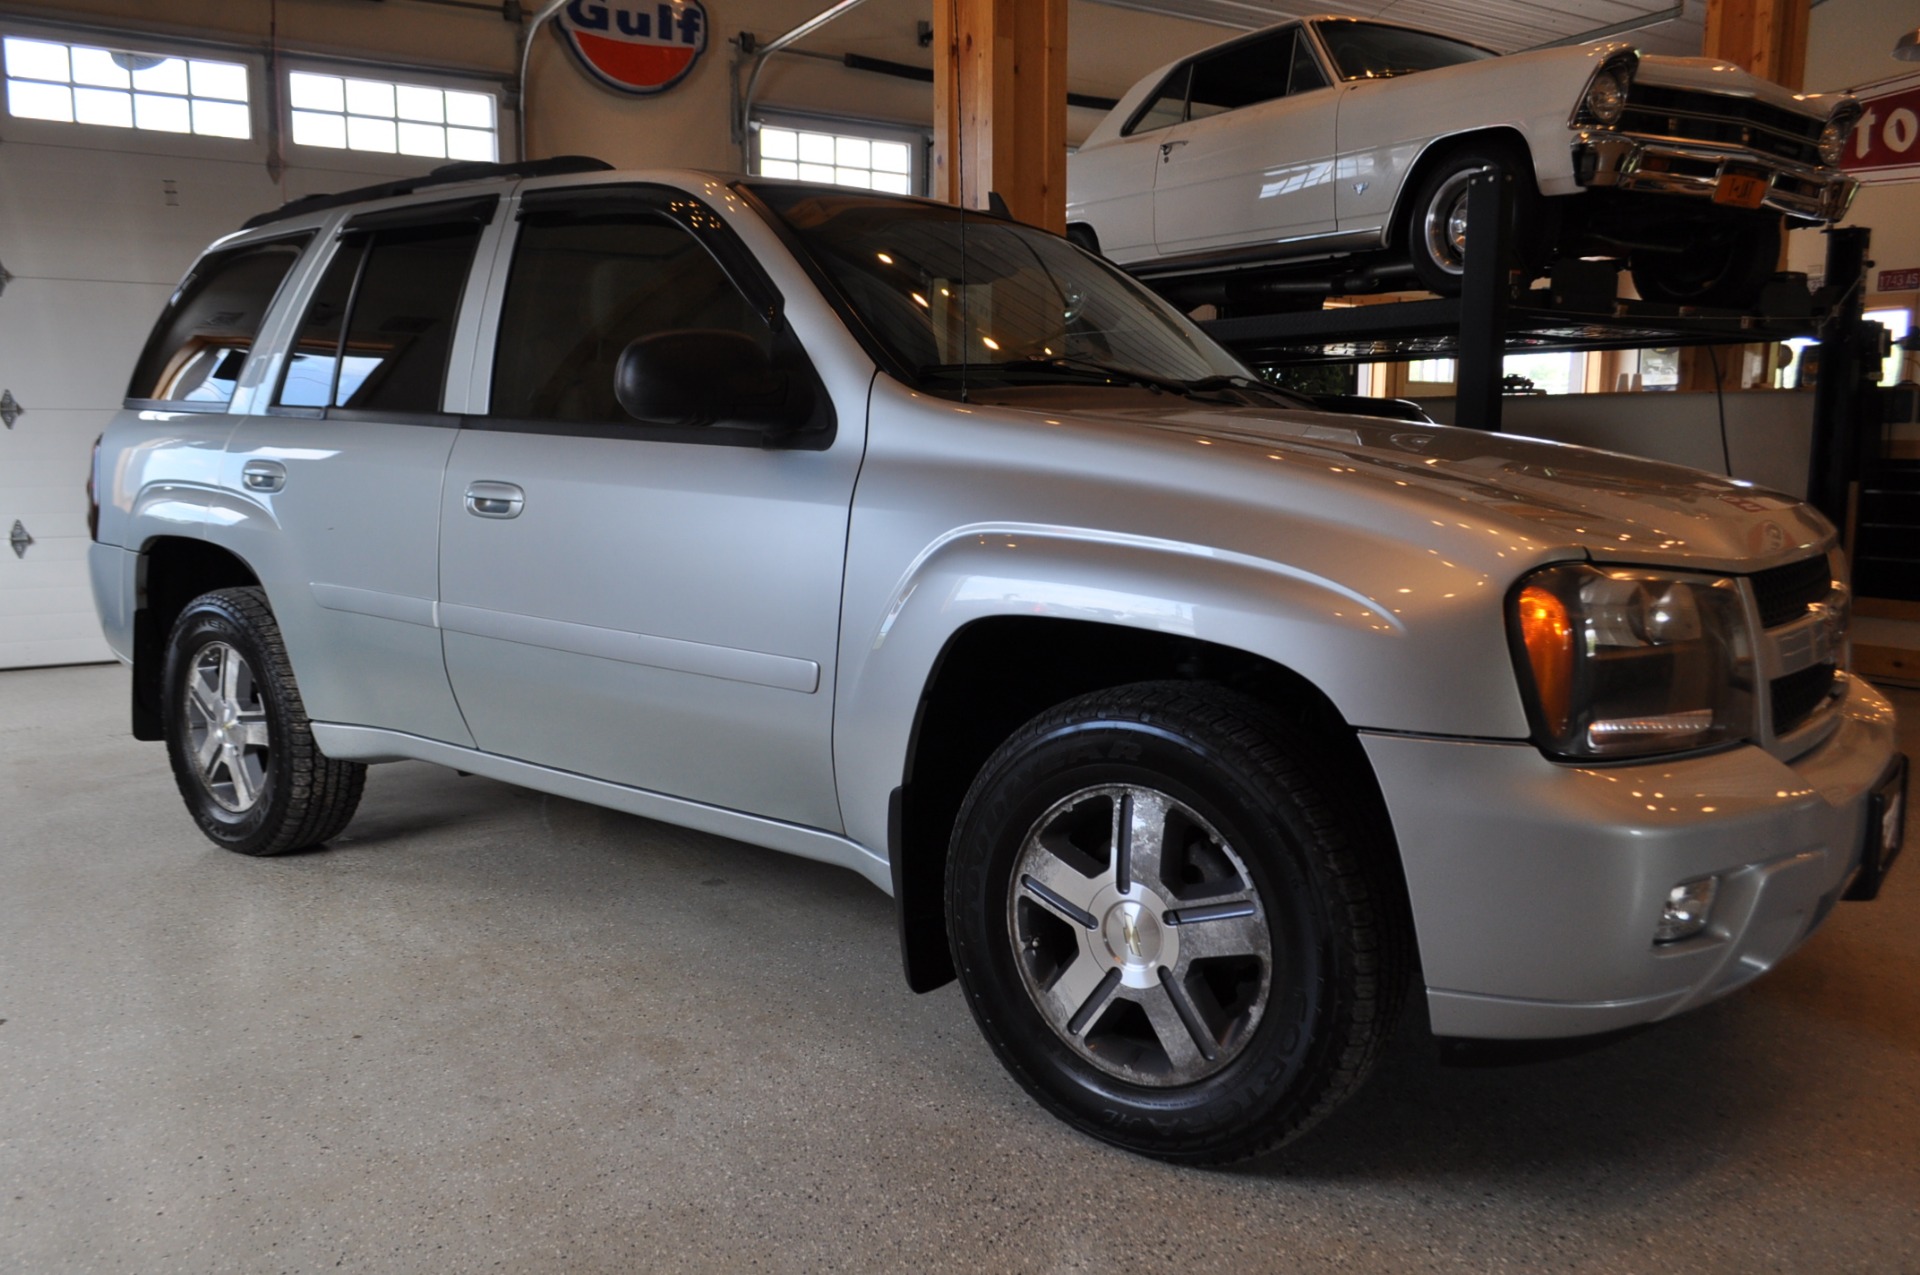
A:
1066 15 1861 310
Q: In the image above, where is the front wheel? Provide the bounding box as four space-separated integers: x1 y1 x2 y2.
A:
1401 141 1543 296
1629 215 1781 309
946 683 1409 1163
162 587 365 855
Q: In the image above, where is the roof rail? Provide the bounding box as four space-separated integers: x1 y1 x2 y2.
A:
239 155 615 230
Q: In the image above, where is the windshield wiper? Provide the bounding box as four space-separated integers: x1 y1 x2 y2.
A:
920 356 1304 407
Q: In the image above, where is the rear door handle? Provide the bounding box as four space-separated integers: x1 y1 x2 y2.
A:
464 481 524 519
241 459 287 493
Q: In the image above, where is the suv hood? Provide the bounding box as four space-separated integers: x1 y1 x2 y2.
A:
1034 397 1834 574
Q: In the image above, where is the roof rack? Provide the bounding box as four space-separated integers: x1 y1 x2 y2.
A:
239 155 615 230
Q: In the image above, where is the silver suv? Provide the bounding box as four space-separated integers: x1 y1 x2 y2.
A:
89 160 1906 1164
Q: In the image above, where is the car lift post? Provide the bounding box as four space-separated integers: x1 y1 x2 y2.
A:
1806 226 1876 526
1453 166 1513 433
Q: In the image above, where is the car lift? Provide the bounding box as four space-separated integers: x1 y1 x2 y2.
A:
1168 167 1908 598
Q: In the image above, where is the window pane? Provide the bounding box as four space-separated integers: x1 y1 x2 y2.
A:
444 89 492 128
73 85 132 127
871 171 911 194
835 136 869 168
492 214 769 423
344 77 394 117
279 240 364 409
135 91 191 132
192 98 250 138
129 236 311 402
760 158 798 180
290 108 346 148
797 132 834 164
69 46 129 89
444 126 494 161
346 114 396 152
798 162 835 183
288 70 343 112
188 59 248 101
834 167 872 189
397 120 445 157
335 223 484 413
3 37 70 82
760 126 796 160
6 78 72 121
870 141 910 173
130 57 188 94
395 84 442 122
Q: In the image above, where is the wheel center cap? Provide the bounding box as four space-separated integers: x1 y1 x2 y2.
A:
1101 900 1163 968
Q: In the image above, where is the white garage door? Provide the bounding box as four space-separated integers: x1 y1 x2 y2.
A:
0 21 505 669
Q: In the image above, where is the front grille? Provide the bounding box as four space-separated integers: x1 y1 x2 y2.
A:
1621 85 1824 166
1750 556 1831 629
1771 661 1836 734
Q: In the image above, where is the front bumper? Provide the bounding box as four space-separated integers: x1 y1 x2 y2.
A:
1573 131 1858 223
1363 673 1900 1039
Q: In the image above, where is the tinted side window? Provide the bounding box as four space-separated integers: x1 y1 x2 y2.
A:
127 235 312 404
491 214 769 423
1188 30 1298 120
275 222 482 413
1124 65 1190 135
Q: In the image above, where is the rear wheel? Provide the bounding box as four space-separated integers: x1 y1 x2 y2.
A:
163 587 365 855
946 682 1408 1163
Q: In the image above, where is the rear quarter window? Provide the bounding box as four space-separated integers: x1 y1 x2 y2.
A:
126 235 313 405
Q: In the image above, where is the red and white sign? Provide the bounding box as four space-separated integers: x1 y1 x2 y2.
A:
556 1 708 97
1842 71 1920 185
1879 268 1920 292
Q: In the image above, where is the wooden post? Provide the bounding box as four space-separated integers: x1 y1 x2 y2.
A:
932 0 1067 233
1702 0 1810 89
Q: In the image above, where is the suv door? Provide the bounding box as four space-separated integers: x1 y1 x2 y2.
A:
219 196 498 746
436 184 856 832
1153 25 1338 255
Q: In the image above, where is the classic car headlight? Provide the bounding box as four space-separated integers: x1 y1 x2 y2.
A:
1511 564 1755 759
1818 110 1859 166
1585 71 1628 125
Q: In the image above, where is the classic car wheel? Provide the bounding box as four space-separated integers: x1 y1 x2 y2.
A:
945 682 1408 1164
1629 215 1781 309
1403 141 1541 296
163 587 365 855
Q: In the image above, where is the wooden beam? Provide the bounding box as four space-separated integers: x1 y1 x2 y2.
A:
932 0 1067 233
1702 0 1810 90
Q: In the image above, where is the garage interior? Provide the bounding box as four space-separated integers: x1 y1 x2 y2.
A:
3 0 1918 1269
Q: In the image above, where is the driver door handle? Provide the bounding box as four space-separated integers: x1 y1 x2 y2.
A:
464 481 525 519
1159 139 1188 162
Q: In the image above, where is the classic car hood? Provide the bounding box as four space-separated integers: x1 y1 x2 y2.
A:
1033 398 1833 573
1633 55 1839 117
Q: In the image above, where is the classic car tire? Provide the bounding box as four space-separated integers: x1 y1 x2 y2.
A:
162 587 366 856
945 681 1408 1164
1402 140 1541 296
1629 215 1782 309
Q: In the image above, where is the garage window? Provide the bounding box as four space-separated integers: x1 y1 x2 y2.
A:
2 36 250 137
287 70 496 161
754 119 918 195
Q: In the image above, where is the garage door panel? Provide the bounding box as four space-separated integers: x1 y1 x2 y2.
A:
0 142 275 284
0 278 172 410
0 534 110 666
0 405 116 487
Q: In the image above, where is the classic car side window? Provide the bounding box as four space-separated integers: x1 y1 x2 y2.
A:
490 213 771 424
275 220 484 413
1124 65 1190 136
1289 30 1329 93
126 234 313 405
1187 29 1301 120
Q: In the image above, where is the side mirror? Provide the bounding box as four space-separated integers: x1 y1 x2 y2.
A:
614 329 811 434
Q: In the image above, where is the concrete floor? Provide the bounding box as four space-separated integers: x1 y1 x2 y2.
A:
2 664 1917 1274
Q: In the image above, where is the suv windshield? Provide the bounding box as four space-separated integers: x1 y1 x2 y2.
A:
1313 20 1494 81
743 182 1274 401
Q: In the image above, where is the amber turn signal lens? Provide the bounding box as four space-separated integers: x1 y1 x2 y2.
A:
1518 585 1574 734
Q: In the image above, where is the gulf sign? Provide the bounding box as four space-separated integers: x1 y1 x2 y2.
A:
1841 72 1920 185
556 1 708 97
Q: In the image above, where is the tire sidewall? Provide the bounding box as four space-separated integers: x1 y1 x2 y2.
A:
162 594 294 853
948 714 1348 1156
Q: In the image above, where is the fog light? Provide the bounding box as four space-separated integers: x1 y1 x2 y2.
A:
1656 876 1719 944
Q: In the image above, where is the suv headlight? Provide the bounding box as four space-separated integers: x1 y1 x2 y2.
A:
1510 564 1755 759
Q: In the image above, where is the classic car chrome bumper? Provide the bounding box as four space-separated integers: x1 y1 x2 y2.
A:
1572 132 1858 223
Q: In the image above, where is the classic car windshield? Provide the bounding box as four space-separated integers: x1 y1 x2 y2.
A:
744 182 1265 398
1314 20 1495 81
